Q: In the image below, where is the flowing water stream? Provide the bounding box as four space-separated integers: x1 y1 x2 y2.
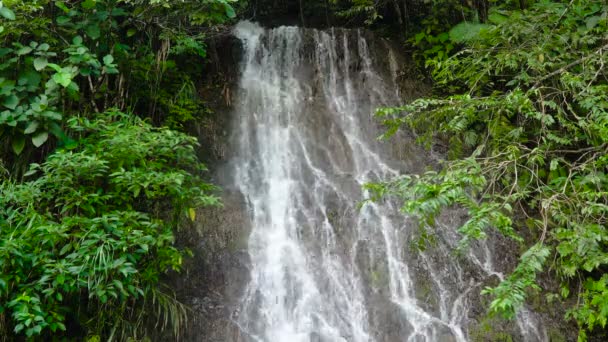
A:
226 21 547 342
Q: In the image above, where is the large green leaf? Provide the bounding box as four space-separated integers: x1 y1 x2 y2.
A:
55 1 70 13
33 58 48 71
46 63 62 73
52 73 72 88
0 7 16 21
0 48 12 57
37 43 50 52
81 0 97 10
224 3 236 19
85 24 101 40
586 15 601 30
449 22 491 43
488 11 508 24
20 70 41 87
56 16 70 25
32 131 49 147
12 135 25 155
16 47 33 56
24 121 39 135
3 94 19 110
42 111 62 121
103 54 114 65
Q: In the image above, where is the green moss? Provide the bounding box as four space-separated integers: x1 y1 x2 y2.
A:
469 316 515 342
547 328 566 342
415 278 435 306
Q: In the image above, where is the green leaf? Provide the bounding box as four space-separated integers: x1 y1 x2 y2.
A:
81 0 97 10
550 159 559 171
20 70 41 87
0 48 12 57
52 72 72 88
85 24 100 40
16 47 33 56
33 58 48 71
56 16 70 25
23 168 38 177
12 135 25 155
585 16 601 30
0 7 16 21
55 1 70 13
79 67 92 76
72 36 83 45
32 325 42 335
449 22 491 43
127 28 137 37
47 63 62 73
43 111 62 121
103 54 114 65
37 43 50 52
32 131 49 147
488 11 508 25
224 3 236 19
24 121 39 134
112 7 127 16
66 80 79 94
104 66 119 75
3 94 18 109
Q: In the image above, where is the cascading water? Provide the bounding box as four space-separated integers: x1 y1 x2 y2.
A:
227 21 547 342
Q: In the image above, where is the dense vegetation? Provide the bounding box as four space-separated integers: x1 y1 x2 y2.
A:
370 0 608 340
0 0 234 339
1 113 219 339
1 0 606 340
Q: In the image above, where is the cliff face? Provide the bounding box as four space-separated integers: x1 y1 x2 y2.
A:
171 22 574 342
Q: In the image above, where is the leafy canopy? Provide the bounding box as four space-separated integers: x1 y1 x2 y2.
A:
0 112 219 339
371 0 608 339
0 0 237 338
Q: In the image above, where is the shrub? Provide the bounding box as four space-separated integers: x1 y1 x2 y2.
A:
0 111 219 340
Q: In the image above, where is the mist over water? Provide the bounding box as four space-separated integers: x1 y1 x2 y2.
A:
227 21 547 342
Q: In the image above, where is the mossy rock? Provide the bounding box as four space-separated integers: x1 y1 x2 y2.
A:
469 316 516 342
546 327 567 342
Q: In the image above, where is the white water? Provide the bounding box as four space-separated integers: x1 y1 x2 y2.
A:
228 21 546 342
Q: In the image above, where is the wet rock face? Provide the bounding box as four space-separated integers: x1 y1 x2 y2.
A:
176 191 251 342
174 21 573 342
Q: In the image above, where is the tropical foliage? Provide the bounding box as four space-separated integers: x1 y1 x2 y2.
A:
0 0 235 339
371 0 608 339
0 112 219 339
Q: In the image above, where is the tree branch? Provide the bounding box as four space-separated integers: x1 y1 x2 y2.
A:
533 43 608 87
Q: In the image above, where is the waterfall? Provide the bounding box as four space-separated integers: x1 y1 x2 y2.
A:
226 21 547 342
